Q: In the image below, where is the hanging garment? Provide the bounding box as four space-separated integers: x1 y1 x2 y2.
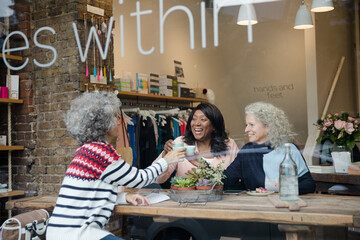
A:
179 119 186 136
157 116 174 155
116 111 133 166
139 116 158 169
134 115 141 169
173 119 180 139
156 115 163 155
127 119 137 166
151 117 159 146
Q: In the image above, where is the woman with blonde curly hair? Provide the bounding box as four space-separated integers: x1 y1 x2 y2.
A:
223 102 315 194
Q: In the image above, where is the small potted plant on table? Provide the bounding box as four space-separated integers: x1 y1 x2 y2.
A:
187 158 226 190
171 177 196 190
195 179 214 190
170 176 183 190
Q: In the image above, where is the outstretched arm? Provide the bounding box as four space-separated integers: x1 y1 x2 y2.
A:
223 154 242 186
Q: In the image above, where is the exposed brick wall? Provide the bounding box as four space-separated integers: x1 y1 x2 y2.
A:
8 0 113 196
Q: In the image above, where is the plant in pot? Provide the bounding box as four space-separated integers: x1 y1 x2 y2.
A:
195 179 215 190
187 158 226 190
210 162 226 189
170 176 184 190
173 177 196 190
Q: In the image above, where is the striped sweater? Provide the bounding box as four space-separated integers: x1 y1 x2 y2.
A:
46 142 168 240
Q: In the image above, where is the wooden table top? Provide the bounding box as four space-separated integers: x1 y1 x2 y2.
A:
6 190 360 228
6 189 360 227
115 190 360 228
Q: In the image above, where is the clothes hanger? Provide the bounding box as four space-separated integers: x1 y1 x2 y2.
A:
123 107 140 113
121 109 134 126
155 108 180 115
171 116 183 125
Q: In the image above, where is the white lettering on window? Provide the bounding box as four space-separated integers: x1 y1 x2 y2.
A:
2 31 29 71
130 1 154 55
33 26 57 68
159 0 194 54
73 16 114 62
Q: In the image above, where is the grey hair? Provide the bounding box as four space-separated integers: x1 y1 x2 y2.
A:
245 102 294 149
65 91 121 145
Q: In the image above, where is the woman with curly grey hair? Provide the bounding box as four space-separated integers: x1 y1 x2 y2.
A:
223 102 315 195
46 91 185 240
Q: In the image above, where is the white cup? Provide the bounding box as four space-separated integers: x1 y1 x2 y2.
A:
173 142 184 150
185 145 196 156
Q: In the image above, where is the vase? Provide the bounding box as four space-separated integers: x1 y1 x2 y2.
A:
331 143 352 174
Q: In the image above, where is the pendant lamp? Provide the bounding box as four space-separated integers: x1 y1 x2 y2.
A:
311 0 334 13
294 1 313 29
237 4 258 26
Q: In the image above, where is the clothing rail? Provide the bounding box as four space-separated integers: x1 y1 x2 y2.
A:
155 108 180 115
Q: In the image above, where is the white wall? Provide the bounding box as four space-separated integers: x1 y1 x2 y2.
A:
113 0 356 148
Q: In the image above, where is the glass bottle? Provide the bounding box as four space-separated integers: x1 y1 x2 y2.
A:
279 143 299 201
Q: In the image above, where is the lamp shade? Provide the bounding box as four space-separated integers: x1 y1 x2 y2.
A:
311 0 334 13
294 4 313 29
237 4 258 26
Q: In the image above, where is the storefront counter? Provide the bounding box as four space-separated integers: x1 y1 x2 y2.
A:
311 173 360 195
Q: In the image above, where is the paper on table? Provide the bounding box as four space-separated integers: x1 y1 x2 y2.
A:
146 192 170 204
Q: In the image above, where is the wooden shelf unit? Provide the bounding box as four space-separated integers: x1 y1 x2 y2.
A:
0 98 23 104
0 53 23 61
0 190 24 198
0 18 25 218
117 91 207 103
0 146 24 151
80 82 208 107
0 98 24 219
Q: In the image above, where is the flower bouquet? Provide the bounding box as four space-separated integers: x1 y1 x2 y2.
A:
315 112 360 149
315 112 360 173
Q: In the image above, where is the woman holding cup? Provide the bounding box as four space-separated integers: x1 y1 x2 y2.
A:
154 102 239 184
223 102 315 194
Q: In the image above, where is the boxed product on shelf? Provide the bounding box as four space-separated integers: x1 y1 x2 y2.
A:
159 75 173 86
0 183 8 193
189 90 196 98
177 78 189 98
0 87 9 98
0 135 6 146
6 75 19 99
159 85 173 97
174 60 184 78
136 73 149 94
149 73 160 95
180 87 190 98
114 78 131 92
160 75 178 97
172 77 178 97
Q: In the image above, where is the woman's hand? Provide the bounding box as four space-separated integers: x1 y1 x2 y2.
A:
163 148 186 165
162 139 174 157
126 193 150 206
187 149 201 167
